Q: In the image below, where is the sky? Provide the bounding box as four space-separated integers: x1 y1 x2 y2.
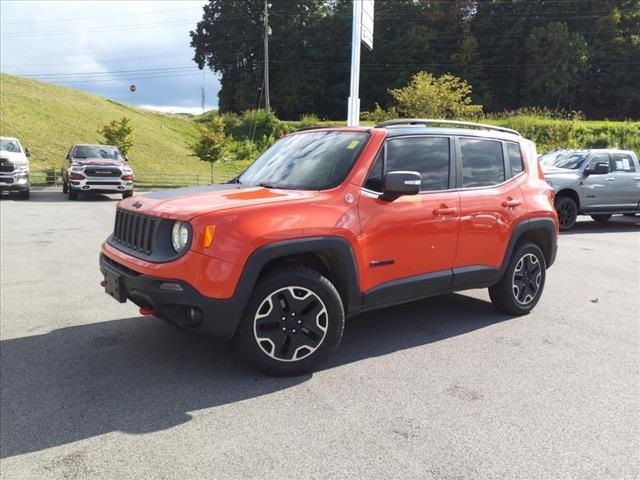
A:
0 0 221 112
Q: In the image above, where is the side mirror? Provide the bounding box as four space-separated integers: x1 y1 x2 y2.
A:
584 162 609 175
65 153 71 160
381 171 421 200
25 148 31 157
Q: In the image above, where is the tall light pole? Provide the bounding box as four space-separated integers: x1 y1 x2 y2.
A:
263 0 271 113
347 1 362 126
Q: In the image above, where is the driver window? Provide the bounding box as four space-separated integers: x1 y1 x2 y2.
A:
587 153 610 169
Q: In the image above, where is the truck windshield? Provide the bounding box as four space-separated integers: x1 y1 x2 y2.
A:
0 139 21 153
238 131 369 190
73 146 124 160
539 152 588 170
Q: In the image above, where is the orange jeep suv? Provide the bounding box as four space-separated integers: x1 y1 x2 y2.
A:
100 119 558 375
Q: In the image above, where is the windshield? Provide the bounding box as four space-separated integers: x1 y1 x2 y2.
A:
539 151 588 170
0 139 22 153
72 145 124 160
238 131 369 190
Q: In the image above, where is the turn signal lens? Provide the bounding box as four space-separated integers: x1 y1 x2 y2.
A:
203 225 216 248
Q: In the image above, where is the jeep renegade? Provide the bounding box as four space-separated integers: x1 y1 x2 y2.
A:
100 119 558 376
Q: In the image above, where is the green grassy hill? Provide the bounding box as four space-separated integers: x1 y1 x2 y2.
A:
0 73 240 184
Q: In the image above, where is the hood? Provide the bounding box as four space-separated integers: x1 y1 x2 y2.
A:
71 158 126 167
118 184 319 220
0 151 28 163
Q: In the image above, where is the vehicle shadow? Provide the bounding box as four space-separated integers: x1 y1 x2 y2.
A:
561 215 640 235
0 293 510 459
10 190 120 203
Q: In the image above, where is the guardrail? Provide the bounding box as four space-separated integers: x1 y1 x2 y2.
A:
29 171 236 188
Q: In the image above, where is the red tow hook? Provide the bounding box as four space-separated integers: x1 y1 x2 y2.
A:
139 307 156 316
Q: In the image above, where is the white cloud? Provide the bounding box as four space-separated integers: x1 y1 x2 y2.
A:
0 0 220 109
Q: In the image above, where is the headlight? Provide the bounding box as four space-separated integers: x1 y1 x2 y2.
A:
171 221 190 253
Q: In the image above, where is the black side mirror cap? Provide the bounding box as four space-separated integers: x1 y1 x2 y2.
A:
381 171 421 200
584 162 609 175
25 148 31 157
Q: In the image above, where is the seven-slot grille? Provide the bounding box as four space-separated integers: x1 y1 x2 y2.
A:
85 167 121 177
113 209 157 254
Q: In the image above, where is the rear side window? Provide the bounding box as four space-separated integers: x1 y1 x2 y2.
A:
507 142 524 176
460 138 505 188
385 137 450 191
612 153 636 172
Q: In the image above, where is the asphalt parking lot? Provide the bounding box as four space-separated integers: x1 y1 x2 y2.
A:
1 188 639 480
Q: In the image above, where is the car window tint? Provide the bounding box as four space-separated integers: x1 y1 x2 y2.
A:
507 142 524 176
460 138 505 188
612 153 636 172
385 137 450 191
587 153 610 169
364 149 384 192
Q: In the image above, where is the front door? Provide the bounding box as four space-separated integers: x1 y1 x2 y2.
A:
357 136 460 302
581 152 616 209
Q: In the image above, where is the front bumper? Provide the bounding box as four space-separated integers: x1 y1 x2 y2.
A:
70 176 133 193
99 254 244 339
0 173 29 191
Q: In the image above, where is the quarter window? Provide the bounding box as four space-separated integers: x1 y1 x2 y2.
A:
460 138 505 188
385 137 450 191
507 142 524 176
363 150 384 192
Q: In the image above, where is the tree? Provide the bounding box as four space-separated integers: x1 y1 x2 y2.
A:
387 71 483 119
524 22 588 108
193 116 232 183
97 117 134 155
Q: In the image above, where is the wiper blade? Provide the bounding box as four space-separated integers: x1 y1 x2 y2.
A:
256 182 278 189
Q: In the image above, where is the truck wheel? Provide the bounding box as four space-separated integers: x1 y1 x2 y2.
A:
18 189 30 200
489 242 546 316
62 181 68 194
555 196 578 231
122 191 133 199
236 266 344 376
591 214 612 223
68 189 78 200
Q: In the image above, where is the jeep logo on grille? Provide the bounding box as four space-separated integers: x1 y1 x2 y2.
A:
132 201 143 209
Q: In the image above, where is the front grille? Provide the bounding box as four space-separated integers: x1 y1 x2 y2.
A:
0 160 14 173
113 209 157 255
85 167 121 177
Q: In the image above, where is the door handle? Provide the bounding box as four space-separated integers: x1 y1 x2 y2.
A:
433 205 457 216
605 177 615 181
501 198 522 208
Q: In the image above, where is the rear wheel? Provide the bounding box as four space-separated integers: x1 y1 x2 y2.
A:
236 266 344 376
591 214 612 223
555 196 578 231
489 242 546 315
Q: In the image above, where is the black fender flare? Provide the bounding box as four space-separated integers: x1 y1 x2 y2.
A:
500 218 558 271
233 236 362 316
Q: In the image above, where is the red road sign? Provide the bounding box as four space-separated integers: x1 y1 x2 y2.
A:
129 84 136 92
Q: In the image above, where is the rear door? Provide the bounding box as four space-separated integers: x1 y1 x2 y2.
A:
358 135 460 295
609 152 640 209
453 136 527 275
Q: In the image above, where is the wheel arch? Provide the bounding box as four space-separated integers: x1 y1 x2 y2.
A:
502 218 558 270
235 237 361 317
555 188 580 211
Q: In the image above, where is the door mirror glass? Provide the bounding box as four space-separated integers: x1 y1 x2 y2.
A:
382 171 421 199
585 162 609 175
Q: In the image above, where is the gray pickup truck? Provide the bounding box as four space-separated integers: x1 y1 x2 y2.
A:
540 149 640 230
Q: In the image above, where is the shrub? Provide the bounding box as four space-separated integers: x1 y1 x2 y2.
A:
97 117 134 155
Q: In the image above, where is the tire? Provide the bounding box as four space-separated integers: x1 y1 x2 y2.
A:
122 191 133 199
17 189 30 200
62 176 68 194
68 188 78 200
235 266 345 376
555 196 578 231
489 242 546 316
591 214 612 223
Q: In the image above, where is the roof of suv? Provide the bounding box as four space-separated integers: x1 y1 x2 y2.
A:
382 125 522 141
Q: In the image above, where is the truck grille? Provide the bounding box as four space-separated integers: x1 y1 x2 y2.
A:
0 159 14 173
113 209 157 254
85 167 121 177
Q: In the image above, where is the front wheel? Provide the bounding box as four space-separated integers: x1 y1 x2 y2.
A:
122 191 133 199
17 189 30 200
555 196 578 231
68 188 78 200
489 242 546 315
591 214 612 223
236 266 345 376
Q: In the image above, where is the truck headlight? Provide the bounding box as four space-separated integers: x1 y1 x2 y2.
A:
171 221 190 253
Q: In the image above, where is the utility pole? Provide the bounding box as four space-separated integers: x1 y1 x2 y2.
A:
347 1 362 126
263 0 271 113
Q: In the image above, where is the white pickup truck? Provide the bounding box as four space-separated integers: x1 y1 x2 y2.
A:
0 136 30 200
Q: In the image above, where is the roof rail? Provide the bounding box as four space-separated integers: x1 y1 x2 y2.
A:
375 119 521 136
